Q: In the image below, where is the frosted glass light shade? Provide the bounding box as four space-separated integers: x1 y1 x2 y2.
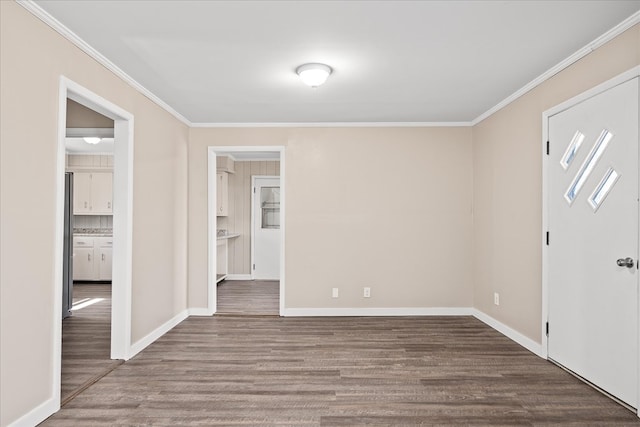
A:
83 137 102 144
296 63 332 87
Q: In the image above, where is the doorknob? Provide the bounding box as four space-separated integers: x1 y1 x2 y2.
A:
616 257 635 268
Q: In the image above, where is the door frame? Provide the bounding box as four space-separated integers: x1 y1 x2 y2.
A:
53 77 134 407
206 146 285 316
251 175 281 281
542 65 640 414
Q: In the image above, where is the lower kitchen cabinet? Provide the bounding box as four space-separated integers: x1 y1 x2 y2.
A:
96 244 112 281
73 247 95 281
73 236 113 281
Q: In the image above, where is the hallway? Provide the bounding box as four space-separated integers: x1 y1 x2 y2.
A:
216 280 279 315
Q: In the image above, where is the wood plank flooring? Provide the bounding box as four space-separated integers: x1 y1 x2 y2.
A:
217 280 279 315
61 283 121 405
43 314 639 426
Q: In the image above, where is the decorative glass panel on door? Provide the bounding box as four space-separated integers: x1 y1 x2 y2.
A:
261 187 280 229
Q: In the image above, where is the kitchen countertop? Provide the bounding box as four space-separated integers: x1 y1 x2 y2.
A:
74 232 113 237
217 233 240 240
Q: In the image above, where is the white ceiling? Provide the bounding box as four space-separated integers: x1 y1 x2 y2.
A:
34 1 640 124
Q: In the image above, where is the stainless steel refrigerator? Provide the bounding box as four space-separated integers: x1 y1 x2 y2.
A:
62 172 74 319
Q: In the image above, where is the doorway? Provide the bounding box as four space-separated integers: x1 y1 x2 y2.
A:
61 107 118 404
53 77 134 409
207 147 285 316
252 176 281 280
544 72 639 411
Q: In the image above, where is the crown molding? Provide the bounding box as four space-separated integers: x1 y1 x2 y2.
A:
17 1 640 129
472 10 640 125
16 0 192 127
190 121 472 128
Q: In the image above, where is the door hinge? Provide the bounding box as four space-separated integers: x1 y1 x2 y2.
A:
253 263 255 270
546 140 550 155
546 231 549 246
546 322 549 336
253 187 256 194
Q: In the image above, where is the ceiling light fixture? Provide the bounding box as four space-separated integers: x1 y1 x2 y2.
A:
83 137 102 145
296 63 332 88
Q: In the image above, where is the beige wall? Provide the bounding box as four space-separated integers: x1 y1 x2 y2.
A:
189 127 474 310
66 99 113 128
472 23 640 343
219 160 280 275
0 3 188 425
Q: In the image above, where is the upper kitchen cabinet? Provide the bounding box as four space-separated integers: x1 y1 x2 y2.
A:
73 172 113 215
216 172 229 217
216 156 235 217
216 155 235 174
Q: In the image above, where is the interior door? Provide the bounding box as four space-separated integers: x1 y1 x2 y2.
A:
548 77 639 408
252 176 280 280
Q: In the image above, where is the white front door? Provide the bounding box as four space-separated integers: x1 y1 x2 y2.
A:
548 77 639 408
252 176 280 280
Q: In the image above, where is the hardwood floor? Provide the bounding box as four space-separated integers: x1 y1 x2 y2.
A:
44 314 639 426
61 283 120 405
216 280 279 315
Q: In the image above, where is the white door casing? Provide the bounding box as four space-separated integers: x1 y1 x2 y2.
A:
252 176 281 280
547 77 639 408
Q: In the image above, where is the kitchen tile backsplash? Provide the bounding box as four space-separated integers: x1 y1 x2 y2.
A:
74 215 113 234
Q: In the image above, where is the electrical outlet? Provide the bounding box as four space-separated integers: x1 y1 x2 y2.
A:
494 292 500 306
332 288 339 298
363 287 371 298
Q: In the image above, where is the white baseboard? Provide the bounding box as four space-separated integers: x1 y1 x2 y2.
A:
7 395 58 427
225 274 253 281
282 307 473 317
472 309 544 358
128 309 188 359
187 307 215 316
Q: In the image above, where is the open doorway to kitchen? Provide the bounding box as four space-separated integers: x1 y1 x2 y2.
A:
207 147 284 316
60 100 121 405
54 78 134 409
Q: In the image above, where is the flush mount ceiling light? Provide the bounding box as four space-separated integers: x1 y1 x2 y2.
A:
296 63 332 88
83 137 102 145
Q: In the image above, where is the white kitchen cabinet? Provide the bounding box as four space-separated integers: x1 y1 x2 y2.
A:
216 172 229 217
73 247 95 280
216 155 235 173
91 173 113 214
73 172 113 215
96 237 113 281
72 236 112 281
97 248 112 280
73 172 92 213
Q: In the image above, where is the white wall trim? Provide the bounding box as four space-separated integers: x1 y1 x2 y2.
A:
6 396 58 427
62 78 136 362
49 77 135 426
187 307 215 316
473 11 640 125
282 307 474 317
206 148 218 315
128 310 189 358
472 309 545 358
16 0 190 127
191 122 472 128
226 274 253 281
